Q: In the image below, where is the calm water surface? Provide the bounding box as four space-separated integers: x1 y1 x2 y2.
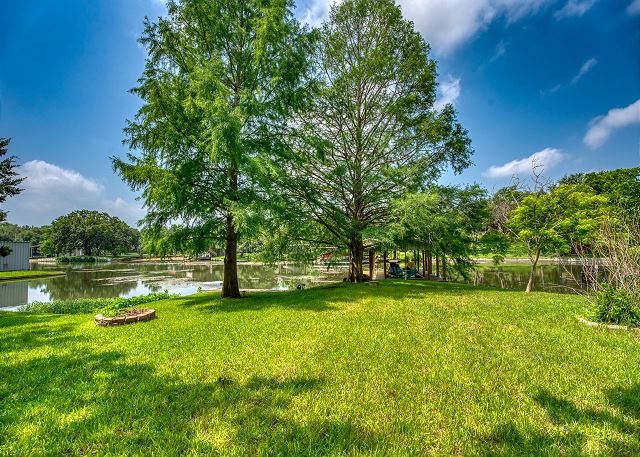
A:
0 261 335 309
0 261 592 310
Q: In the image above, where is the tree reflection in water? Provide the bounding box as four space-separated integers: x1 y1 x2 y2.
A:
1 262 592 310
0 262 323 308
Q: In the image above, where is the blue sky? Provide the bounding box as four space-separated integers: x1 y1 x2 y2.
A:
1 0 639 226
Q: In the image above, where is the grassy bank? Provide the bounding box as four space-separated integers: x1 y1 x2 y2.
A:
0 270 65 281
1 281 638 455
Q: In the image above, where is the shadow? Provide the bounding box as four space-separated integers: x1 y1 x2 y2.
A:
0 334 377 454
478 422 570 455
475 389 640 455
176 285 350 313
607 384 640 421
177 279 557 316
0 313 78 352
0 311 66 328
533 389 638 436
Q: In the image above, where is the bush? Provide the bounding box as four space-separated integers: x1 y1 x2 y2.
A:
56 256 110 263
97 292 173 317
587 286 640 327
18 291 173 315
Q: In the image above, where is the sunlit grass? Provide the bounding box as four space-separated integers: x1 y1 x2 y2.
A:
1 280 638 455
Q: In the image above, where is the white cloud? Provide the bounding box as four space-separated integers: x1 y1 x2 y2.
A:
434 76 461 111
489 40 508 63
570 57 597 85
484 148 566 178
583 98 640 149
300 0 338 27
21 160 104 194
543 57 597 94
2 161 144 226
299 0 554 54
628 0 640 14
554 0 598 19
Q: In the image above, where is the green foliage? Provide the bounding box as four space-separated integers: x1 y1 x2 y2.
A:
587 286 640 327
0 138 25 222
17 291 172 315
113 0 315 297
508 184 608 258
97 292 173 317
2 282 639 454
477 230 510 265
560 167 640 215
44 210 139 257
0 245 12 258
55 255 110 263
277 0 472 281
385 185 488 274
0 222 49 245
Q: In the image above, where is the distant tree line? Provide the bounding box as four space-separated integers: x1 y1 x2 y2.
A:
1 210 140 257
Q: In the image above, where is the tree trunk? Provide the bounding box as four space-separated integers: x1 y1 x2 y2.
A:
427 252 432 279
349 237 365 282
383 251 388 279
525 247 541 293
223 145 240 298
369 250 375 280
435 254 440 277
442 254 447 281
222 214 241 298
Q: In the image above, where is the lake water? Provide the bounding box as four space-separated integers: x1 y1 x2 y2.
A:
0 261 591 310
0 261 337 310
463 263 588 293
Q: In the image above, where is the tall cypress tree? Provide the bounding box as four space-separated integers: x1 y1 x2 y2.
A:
280 0 472 282
113 0 314 297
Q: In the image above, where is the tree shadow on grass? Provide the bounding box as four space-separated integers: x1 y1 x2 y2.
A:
0 311 66 328
0 342 378 455
606 384 640 422
476 389 640 455
0 313 78 352
176 285 350 313
176 279 554 315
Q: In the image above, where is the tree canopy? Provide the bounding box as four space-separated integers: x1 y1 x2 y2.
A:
508 184 607 292
385 185 489 277
277 0 472 281
113 0 315 297
0 138 25 223
0 222 49 246
559 167 640 215
42 210 139 257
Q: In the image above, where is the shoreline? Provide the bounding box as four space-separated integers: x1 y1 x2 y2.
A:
0 271 66 282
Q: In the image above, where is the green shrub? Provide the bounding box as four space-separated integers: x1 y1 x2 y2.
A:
97 292 173 317
56 256 110 263
587 286 640 327
18 291 173 315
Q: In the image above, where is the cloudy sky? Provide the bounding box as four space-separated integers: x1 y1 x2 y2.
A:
1 0 639 227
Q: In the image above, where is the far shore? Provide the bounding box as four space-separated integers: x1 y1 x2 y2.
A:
0 270 66 282
30 256 609 267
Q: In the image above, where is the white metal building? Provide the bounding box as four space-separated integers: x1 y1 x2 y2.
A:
0 242 31 271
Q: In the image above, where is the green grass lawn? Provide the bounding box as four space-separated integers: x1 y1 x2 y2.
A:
0 270 65 281
1 281 638 455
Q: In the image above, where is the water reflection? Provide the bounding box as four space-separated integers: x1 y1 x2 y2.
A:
464 264 588 293
0 261 594 310
0 262 330 308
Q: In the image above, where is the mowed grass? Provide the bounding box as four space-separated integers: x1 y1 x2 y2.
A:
0 270 64 281
1 281 638 455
